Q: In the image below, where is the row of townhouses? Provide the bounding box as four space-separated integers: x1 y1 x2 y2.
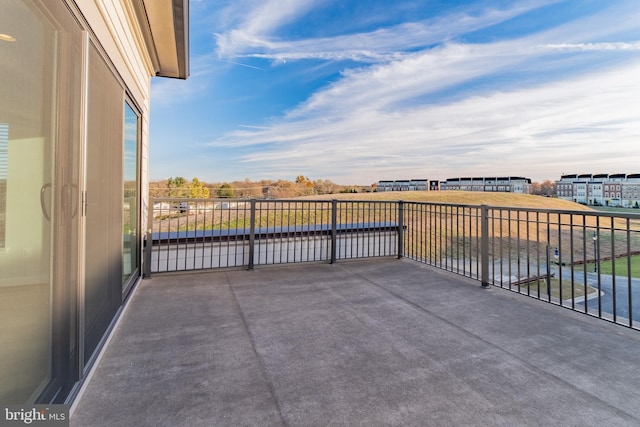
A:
377 177 532 194
377 179 436 192
439 177 532 193
556 174 640 207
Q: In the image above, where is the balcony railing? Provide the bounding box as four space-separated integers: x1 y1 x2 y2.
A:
145 198 640 329
146 199 401 272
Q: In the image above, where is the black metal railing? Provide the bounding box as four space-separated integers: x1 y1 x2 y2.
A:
403 202 484 280
484 206 640 328
145 198 640 329
146 198 400 273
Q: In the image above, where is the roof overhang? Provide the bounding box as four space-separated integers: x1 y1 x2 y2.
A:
133 0 189 79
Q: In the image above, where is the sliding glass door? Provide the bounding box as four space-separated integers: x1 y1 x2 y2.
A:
83 43 125 364
83 48 142 365
1 0 144 404
0 0 82 403
123 103 140 295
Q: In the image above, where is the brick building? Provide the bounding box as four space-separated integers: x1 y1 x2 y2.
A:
556 174 640 207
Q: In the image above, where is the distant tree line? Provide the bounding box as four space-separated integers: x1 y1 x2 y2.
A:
150 177 210 198
148 176 374 199
530 180 556 197
148 177 557 199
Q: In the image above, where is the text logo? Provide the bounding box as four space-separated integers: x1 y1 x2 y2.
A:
1 406 68 427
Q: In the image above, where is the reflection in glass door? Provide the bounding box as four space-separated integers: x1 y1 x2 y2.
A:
84 44 123 363
123 103 139 294
0 0 81 403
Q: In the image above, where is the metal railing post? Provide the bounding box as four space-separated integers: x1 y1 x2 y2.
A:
546 245 552 298
481 204 490 288
143 197 154 278
248 199 256 270
330 199 337 264
397 200 404 259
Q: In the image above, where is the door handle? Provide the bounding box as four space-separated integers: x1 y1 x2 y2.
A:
64 183 79 218
40 183 52 221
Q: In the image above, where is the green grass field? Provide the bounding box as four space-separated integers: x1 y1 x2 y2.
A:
582 254 640 277
590 206 640 214
527 278 597 300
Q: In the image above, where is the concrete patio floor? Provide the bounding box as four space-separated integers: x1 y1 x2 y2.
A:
71 258 640 426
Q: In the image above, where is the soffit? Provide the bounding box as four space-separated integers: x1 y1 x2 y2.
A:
133 0 189 79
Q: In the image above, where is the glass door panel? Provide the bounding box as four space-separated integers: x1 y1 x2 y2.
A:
0 0 81 403
84 44 123 363
123 103 139 293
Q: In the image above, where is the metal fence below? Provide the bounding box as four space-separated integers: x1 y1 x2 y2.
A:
149 223 399 272
146 199 400 273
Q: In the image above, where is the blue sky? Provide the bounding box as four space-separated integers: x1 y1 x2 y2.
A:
149 0 640 185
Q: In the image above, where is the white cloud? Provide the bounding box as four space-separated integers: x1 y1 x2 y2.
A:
215 0 327 57
168 0 640 183
209 55 640 183
215 0 561 63
541 41 640 52
202 1 640 183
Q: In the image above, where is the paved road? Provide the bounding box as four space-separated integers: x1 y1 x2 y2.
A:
494 260 640 325
575 271 640 324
